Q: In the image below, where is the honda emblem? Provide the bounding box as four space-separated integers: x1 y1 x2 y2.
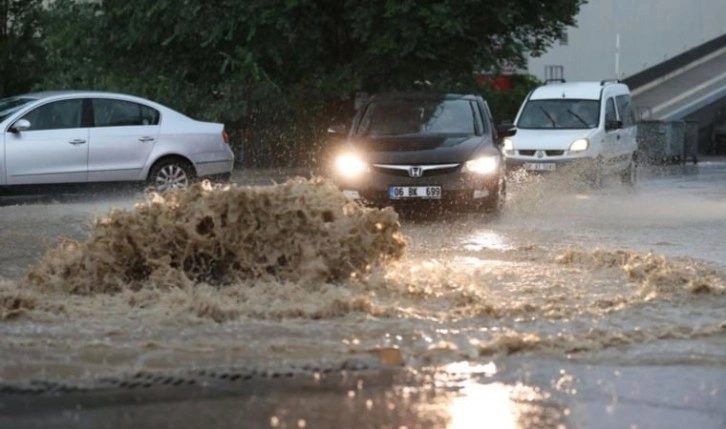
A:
408 167 423 178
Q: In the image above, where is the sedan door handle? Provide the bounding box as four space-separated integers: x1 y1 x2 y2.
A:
69 139 87 145
139 136 155 143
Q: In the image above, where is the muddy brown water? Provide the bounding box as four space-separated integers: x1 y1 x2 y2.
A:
1 163 725 428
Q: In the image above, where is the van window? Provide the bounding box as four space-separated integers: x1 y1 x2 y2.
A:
517 99 599 130
615 95 636 127
605 98 617 124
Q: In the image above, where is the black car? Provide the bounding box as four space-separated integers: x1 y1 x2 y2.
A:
328 92 514 212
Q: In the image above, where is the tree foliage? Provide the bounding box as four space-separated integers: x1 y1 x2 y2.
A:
0 0 44 97
34 0 584 167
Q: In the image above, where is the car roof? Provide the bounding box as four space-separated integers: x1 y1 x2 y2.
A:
530 81 630 101
367 92 480 102
18 90 147 100
6 90 181 116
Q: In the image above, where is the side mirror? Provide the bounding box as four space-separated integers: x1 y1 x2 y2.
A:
10 119 31 133
327 123 348 136
497 123 516 138
605 119 622 131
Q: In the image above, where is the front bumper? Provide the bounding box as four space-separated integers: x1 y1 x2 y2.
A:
333 164 501 206
505 156 596 174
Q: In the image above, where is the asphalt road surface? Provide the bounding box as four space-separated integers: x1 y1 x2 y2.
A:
1 160 725 429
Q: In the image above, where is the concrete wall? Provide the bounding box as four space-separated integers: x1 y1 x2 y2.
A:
527 0 726 81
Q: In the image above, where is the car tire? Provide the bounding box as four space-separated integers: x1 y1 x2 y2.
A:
620 156 637 186
148 158 195 192
483 175 506 214
588 157 604 189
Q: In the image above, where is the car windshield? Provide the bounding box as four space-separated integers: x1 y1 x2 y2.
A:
516 99 600 129
356 98 479 137
0 96 36 123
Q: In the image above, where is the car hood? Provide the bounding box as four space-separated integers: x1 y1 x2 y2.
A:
511 129 596 150
351 135 489 164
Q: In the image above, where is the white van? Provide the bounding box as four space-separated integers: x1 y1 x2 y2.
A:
503 80 638 186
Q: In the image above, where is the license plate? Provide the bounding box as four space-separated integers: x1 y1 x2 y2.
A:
389 186 442 200
524 162 556 171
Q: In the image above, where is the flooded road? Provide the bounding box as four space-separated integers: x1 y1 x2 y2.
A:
1 162 725 428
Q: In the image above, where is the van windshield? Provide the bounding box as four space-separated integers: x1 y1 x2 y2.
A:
517 99 600 130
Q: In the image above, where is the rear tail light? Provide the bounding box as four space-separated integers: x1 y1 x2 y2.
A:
222 130 230 145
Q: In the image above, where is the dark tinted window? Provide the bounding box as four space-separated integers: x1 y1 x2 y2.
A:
92 99 160 127
356 99 478 137
517 99 599 129
615 94 636 127
21 99 83 131
605 98 617 123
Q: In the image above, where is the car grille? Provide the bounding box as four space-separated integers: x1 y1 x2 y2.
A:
372 164 461 177
517 150 565 157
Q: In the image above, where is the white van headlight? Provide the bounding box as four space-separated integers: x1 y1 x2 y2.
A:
464 156 499 175
334 153 369 177
502 137 514 155
569 138 590 152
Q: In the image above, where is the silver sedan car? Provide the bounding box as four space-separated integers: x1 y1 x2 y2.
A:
0 91 234 192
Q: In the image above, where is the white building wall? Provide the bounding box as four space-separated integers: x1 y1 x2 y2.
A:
527 0 726 82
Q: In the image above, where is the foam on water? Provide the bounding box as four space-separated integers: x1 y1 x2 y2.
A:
24 178 406 293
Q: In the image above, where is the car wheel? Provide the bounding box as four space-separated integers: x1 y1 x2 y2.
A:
588 157 604 189
483 175 506 214
620 156 637 186
148 158 195 192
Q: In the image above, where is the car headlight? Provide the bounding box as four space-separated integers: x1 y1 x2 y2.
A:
569 138 589 152
503 137 514 153
334 153 369 177
464 156 499 175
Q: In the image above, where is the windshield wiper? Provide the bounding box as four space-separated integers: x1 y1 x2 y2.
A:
566 109 589 127
539 106 557 128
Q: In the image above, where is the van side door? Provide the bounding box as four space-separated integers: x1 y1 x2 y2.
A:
603 97 620 171
615 94 638 166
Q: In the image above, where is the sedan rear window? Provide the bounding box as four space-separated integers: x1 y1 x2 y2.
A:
356 99 478 137
92 98 160 127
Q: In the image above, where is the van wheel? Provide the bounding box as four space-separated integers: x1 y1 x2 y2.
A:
620 157 637 186
588 157 604 189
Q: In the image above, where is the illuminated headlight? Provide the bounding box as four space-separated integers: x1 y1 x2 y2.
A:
568 138 590 152
334 153 369 177
464 156 499 175
502 137 514 155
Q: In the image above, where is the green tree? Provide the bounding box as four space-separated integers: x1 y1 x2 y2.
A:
39 0 584 167
0 0 44 96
